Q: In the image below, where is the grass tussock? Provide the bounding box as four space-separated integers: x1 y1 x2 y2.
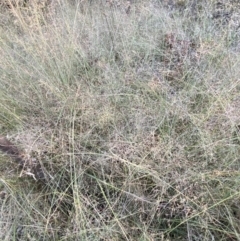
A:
0 0 240 240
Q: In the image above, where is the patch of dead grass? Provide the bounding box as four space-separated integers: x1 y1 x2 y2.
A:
0 0 240 240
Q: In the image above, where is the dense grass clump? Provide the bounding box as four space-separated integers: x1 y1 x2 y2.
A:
0 0 240 240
